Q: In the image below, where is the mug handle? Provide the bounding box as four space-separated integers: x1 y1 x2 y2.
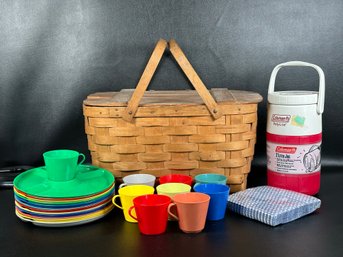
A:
128 206 138 221
119 183 127 189
167 203 179 221
78 153 86 165
112 195 123 210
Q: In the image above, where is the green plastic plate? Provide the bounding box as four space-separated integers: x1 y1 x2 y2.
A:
13 165 115 198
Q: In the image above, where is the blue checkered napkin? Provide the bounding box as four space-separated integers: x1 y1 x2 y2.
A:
227 186 321 226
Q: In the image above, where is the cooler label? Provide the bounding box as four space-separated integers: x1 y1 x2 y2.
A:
271 114 306 127
267 142 321 174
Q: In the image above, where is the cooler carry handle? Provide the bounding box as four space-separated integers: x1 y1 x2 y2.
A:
122 39 223 122
268 61 325 114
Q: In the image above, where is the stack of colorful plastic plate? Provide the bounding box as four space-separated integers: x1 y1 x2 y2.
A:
13 165 115 227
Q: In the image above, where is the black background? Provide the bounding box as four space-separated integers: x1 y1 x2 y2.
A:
1 2 343 257
1 0 343 170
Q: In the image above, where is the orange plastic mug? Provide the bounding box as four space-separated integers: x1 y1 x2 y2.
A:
168 192 210 233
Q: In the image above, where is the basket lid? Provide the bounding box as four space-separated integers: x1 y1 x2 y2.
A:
83 88 262 107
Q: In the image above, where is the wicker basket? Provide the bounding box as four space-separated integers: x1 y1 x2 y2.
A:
83 39 262 192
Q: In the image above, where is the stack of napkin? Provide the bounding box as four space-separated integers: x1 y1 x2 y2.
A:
228 186 321 226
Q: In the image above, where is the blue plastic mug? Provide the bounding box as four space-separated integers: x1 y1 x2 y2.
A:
193 183 230 221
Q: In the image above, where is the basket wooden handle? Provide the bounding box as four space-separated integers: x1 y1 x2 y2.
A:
122 38 168 122
169 39 222 119
122 39 223 121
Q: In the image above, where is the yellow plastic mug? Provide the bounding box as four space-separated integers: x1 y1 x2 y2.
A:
156 183 191 200
112 185 155 223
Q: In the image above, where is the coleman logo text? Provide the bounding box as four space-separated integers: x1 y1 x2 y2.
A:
272 114 291 123
276 146 297 154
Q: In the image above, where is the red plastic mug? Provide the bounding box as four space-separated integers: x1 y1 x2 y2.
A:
128 194 171 235
159 174 193 186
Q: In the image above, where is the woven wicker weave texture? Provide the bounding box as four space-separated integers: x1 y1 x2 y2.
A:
84 89 261 193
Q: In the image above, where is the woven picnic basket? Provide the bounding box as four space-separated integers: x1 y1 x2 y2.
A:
83 39 262 192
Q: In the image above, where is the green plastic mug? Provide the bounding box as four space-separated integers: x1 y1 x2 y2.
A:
194 173 227 187
43 150 86 181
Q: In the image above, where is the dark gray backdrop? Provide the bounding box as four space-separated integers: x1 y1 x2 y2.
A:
1 0 342 170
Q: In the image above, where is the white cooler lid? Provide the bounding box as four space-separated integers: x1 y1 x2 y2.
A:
268 90 318 105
